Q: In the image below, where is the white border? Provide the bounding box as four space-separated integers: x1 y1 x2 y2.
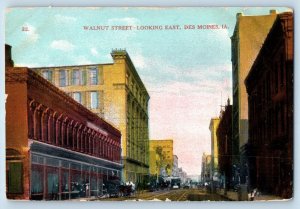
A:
1 1 299 209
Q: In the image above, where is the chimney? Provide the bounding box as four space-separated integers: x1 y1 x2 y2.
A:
270 10 277 15
236 12 243 19
5 44 14 67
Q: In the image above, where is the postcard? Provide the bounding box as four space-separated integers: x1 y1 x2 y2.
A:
5 7 293 201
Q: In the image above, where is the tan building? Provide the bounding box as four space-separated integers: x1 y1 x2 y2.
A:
149 139 174 177
231 10 277 184
209 118 220 181
33 50 150 184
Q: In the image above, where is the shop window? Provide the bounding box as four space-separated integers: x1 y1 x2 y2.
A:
70 169 81 199
61 169 69 200
46 167 59 200
31 164 44 200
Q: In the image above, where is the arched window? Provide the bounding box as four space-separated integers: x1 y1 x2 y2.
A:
56 114 63 146
33 104 43 141
47 111 54 144
41 109 49 142
28 100 36 139
72 123 78 150
77 124 83 152
68 120 74 149
61 117 68 147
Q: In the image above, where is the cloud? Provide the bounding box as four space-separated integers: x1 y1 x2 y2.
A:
90 47 99 56
50 40 75 51
131 53 146 69
23 23 39 43
54 14 76 23
74 55 92 65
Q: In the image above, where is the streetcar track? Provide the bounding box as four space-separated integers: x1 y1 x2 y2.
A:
176 190 188 201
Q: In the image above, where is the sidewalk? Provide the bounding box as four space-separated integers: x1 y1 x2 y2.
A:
217 189 238 201
216 189 283 201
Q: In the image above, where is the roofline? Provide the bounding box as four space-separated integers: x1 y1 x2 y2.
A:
30 62 114 69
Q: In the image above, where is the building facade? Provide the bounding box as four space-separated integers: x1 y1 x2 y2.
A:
245 13 293 198
33 50 150 184
149 140 174 177
172 155 179 177
178 167 188 184
231 10 277 184
209 118 220 182
200 153 211 184
6 64 122 200
216 99 238 190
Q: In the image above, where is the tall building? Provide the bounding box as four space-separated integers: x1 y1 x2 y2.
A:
245 12 293 198
209 118 220 181
149 139 174 177
5 51 122 200
33 50 150 184
231 10 277 184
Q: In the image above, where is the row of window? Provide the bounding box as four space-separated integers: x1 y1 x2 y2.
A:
71 91 100 109
30 155 120 200
41 68 99 87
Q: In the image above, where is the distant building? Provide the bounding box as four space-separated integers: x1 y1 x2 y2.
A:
209 118 220 181
32 50 150 184
245 12 293 198
178 167 187 184
200 153 211 183
149 139 174 177
231 10 277 184
172 155 179 177
5 47 122 200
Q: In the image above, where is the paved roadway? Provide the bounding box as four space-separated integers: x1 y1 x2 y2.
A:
100 188 230 201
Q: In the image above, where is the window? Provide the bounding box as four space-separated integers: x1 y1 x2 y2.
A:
59 70 68 87
73 92 81 104
72 69 80 85
89 68 98 85
90 91 98 109
31 164 43 199
7 162 23 194
42 70 53 83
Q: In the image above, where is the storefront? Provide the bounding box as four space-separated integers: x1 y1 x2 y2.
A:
30 142 121 200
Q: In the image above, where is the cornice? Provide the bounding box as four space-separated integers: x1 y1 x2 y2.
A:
6 67 121 139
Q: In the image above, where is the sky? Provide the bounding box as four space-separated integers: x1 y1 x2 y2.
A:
5 7 291 175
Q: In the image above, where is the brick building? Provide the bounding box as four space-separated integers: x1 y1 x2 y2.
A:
245 12 293 198
5 50 122 200
216 99 238 190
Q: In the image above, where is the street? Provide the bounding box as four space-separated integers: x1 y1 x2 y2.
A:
99 188 230 201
